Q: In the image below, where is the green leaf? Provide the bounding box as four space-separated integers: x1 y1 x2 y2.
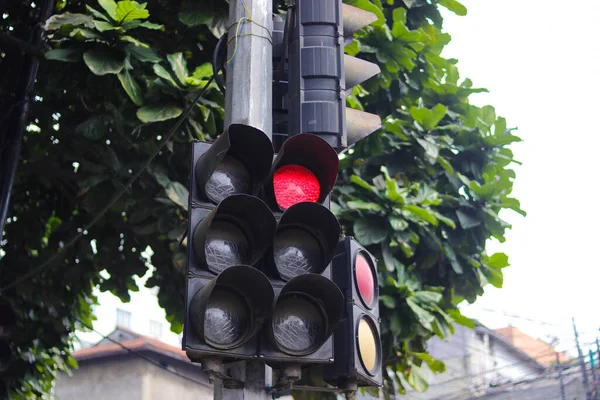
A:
416 137 439 162
118 69 144 106
456 209 481 229
167 53 189 86
410 104 447 131
93 20 121 32
431 211 456 229
45 48 81 62
178 9 211 27
412 291 442 305
115 0 149 23
443 243 463 274
448 309 475 329
83 49 125 75
186 63 212 86
354 218 388 245
138 21 165 30
75 116 108 140
439 0 468 15
153 64 183 88
350 175 379 195
390 217 408 231
136 104 183 123
403 205 438 225
44 13 94 30
380 295 396 309
485 252 509 269
165 182 189 210
86 5 111 22
345 0 385 27
412 353 446 373
407 298 434 331
125 44 161 63
347 200 382 212
119 35 149 48
98 0 118 19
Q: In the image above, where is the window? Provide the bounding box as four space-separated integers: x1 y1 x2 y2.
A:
149 320 163 338
116 309 131 328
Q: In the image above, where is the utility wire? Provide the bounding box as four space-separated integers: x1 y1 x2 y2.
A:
0 75 215 294
75 317 207 387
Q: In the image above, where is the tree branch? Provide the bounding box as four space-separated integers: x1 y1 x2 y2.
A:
0 32 45 60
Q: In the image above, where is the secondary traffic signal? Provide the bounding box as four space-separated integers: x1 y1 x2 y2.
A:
287 0 381 151
324 237 382 388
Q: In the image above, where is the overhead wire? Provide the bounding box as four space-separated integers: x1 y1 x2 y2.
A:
0 74 216 294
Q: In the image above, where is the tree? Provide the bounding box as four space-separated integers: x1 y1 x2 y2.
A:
0 0 522 398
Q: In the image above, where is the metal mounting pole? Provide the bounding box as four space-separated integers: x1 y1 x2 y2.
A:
217 0 273 398
224 0 273 139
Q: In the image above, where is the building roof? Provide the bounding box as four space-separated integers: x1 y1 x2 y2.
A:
475 323 547 372
494 325 570 365
73 326 190 364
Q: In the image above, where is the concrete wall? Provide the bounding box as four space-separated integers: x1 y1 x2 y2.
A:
55 358 146 400
54 356 212 400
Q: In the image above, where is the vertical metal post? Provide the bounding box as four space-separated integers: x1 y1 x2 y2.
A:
0 0 53 243
573 317 591 400
556 351 567 400
224 0 273 139
218 0 272 399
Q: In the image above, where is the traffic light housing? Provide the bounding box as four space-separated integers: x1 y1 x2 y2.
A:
287 0 381 151
324 237 382 388
260 202 344 365
184 131 277 362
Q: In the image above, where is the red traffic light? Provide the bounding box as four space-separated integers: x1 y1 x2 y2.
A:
355 252 376 309
267 133 338 211
273 165 320 210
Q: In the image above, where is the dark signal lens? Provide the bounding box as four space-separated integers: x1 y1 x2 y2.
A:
357 317 378 373
272 295 325 355
355 252 376 308
204 220 250 273
205 155 250 204
273 164 320 210
273 227 323 281
203 288 250 348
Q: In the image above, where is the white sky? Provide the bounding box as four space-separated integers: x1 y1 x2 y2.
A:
442 0 600 356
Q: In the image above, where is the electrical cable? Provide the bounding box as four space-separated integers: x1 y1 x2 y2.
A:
212 33 228 94
75 317 207 387
0 74 216 294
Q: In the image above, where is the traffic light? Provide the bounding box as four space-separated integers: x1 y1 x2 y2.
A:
184 126 278 362
324 237 382 388
265 133 338 211
287 0 382 151
194 124 274 204
260 202 344 364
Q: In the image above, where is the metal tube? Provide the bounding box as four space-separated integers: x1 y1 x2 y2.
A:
224 0 273 139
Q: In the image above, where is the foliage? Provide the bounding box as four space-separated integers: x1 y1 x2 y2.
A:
0 0 522 398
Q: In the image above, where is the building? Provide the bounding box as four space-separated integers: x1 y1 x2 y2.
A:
495 326 569 365
404 322 547 400
56 327 213 400
76 268 181 349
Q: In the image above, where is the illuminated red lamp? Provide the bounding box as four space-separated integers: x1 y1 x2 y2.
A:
355 252 376 309
273 165 321 210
